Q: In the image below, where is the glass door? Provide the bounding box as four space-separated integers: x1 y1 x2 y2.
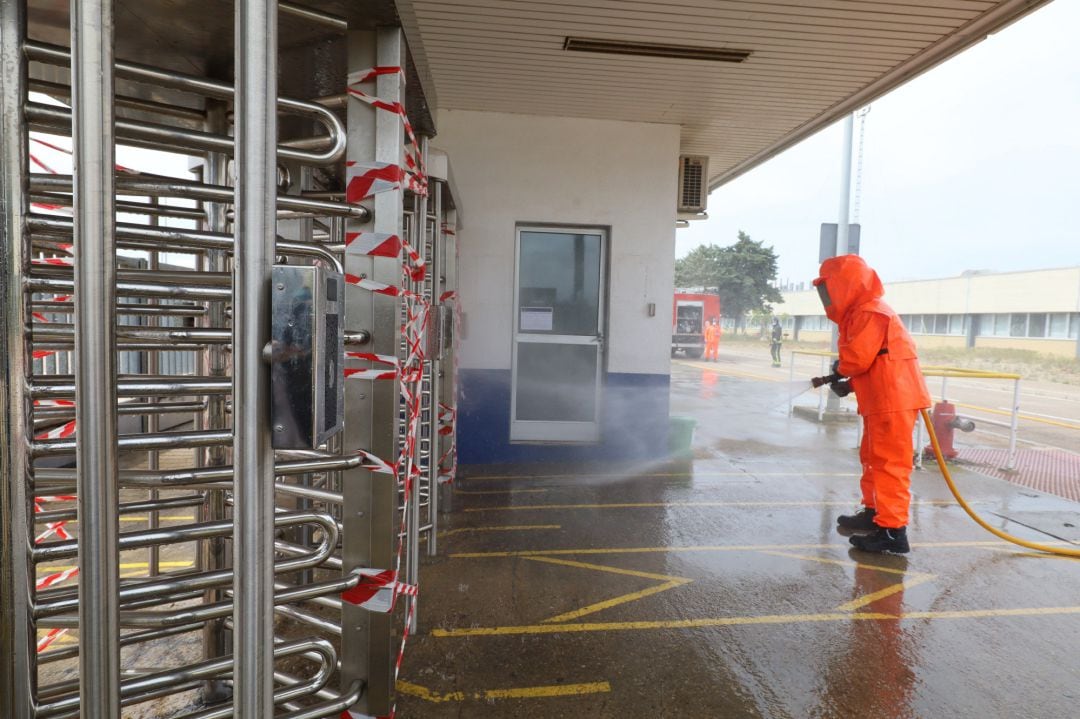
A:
511 227 605 442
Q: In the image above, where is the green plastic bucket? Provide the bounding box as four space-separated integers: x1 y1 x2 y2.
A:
668 415 697 460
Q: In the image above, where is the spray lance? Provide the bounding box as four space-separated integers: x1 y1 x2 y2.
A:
810 360 852 397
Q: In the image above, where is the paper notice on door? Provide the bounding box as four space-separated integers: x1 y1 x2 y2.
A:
520 307 553 331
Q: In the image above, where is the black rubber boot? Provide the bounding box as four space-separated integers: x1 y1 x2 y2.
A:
850 526 910 554
836 507 877 532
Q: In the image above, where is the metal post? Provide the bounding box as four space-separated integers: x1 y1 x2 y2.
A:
342 27 404 717
826 113 854 414
200 100 232 703
941 375 948 403
817 356 827 421
1007 378 1021 471
837 113 854 256
147 206 161 578
0 1 36 715
233 0 277 715
787 350 795 415
427 163 441 557
914 412 924 471
71 0 122 714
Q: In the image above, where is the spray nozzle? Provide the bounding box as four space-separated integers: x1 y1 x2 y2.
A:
810 372 852 398
810 373 841 389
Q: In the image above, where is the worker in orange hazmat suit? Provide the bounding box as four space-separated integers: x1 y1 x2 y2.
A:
813 255 931 554
703 318 721 362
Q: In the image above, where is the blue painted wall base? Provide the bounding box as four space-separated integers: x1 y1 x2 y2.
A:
457 369 671 464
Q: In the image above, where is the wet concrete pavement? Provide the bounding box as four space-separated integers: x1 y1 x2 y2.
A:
400 362 1080 718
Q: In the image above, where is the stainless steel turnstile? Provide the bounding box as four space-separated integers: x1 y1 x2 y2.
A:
0 2 457 717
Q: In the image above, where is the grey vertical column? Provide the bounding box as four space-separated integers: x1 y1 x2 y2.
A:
341 27 405 717
200 100 232 704
0 1 36 716
427 166 441 557
232 0 277 716
407 141 428 606
71 0 122 715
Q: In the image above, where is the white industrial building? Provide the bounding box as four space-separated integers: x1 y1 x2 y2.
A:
780 266 1080 357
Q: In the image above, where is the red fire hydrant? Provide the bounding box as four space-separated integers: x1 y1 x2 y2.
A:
923 401 974 460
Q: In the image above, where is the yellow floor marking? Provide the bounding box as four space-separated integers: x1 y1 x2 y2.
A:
442 524 561 536
542 579 688 624
520 556 692 624
755 550 938 612
50 515 197 524
433 612 896 637
451 540 1013 559
453 488 548 495
835 574 937 612
396 679 611 703
977 545 1080 562
431 606 1080 638
757 550 923 577
36 560 194 573
465 499 959 513
524 555 690 583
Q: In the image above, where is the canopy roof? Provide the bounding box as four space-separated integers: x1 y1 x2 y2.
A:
395 0 1050 188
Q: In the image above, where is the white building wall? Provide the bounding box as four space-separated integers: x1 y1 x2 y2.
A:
783 266 1080 316
433 109 680 375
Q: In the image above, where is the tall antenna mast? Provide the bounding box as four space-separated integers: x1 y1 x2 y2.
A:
853 105 871 224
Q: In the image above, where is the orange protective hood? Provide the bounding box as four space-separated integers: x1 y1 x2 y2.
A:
813 255 884 323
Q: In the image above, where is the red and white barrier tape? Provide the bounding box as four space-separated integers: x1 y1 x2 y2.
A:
35 419 77 441
340 568 417 614
36 565 79 590
37 627 69 653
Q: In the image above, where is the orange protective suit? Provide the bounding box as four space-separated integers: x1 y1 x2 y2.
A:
814 255 931 529
703 323 720 361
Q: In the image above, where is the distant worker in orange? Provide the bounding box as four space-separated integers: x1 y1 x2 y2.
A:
703 318 721 362
812 255 931 554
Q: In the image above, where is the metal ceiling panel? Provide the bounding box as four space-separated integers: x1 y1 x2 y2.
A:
395 0 1053 187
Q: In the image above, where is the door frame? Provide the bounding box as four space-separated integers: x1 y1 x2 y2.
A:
510 225 607 443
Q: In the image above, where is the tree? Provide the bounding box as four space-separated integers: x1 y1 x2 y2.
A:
674 231 783 333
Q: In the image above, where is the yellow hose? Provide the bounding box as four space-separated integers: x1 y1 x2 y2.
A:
921 408 1080 558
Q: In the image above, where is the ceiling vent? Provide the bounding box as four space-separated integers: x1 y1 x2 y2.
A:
564 37 751 63
677 155 709 214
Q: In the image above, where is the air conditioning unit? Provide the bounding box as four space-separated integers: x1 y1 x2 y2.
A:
677 155 708 214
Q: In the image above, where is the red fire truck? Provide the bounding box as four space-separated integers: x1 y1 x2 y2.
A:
671 292 722 358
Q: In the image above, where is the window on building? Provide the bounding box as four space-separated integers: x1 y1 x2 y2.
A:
907 315 922 334
1070 314 1080 340
948 315 965 336
1048 313 1068 339
932 314 948 334
1010 314 1028 337
1027 313 1047 338
994 314 1010 337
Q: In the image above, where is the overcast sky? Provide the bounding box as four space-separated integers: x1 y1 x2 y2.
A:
675 0 1080 287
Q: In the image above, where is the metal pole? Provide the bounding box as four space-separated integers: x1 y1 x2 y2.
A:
201 100 232 704
1007 379 1021 471
71 0 122 714
233 0 277 715
0 1 36 714
147 207 161 578
837 112 854 256
428 164 441 558
787 349 795 415
826 113 854 415
914 412 924 471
